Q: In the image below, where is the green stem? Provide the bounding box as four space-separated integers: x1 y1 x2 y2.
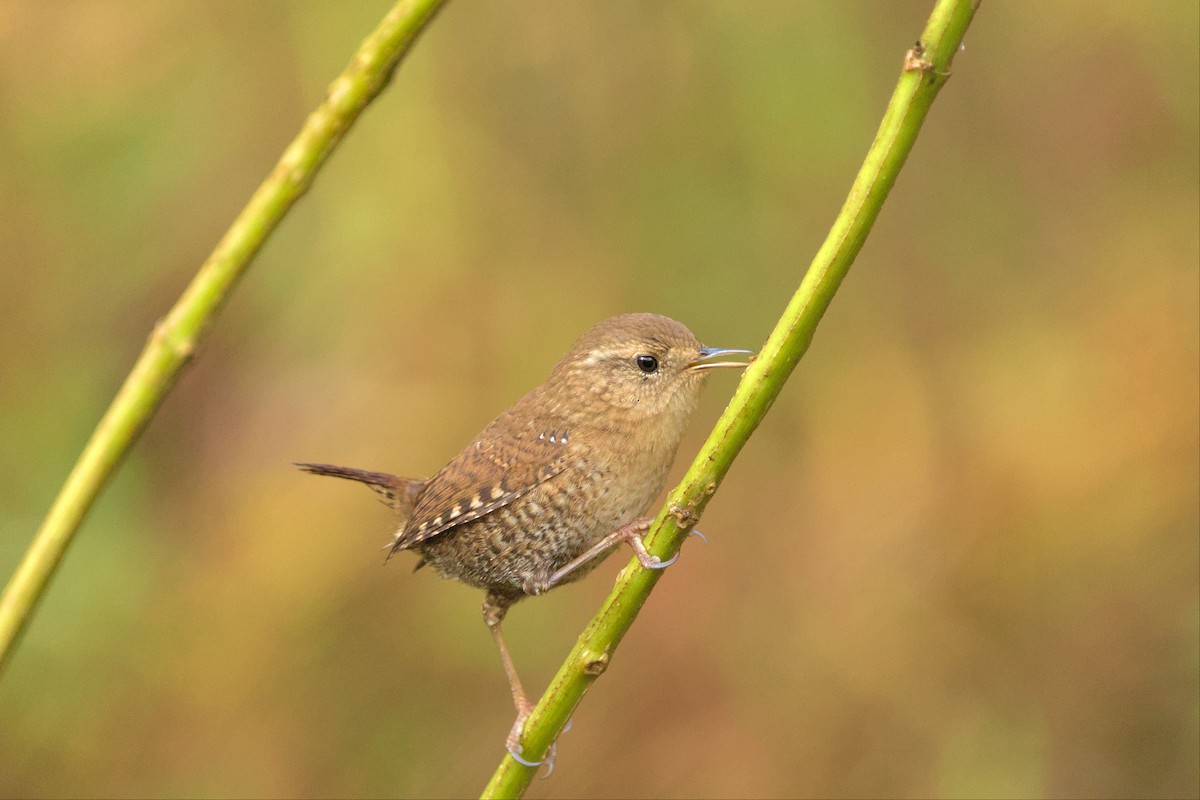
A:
0 0 448 674
481 1 979 796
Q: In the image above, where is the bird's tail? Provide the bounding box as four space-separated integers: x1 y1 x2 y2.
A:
295 463 425 517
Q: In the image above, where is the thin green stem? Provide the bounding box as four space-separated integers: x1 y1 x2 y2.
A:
481 1 979 796
0 0 448 674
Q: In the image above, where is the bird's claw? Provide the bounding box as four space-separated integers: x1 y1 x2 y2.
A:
506 710 564 777
507 745 543 769
631 525 708 571
638 551 679 570
506 707 535 764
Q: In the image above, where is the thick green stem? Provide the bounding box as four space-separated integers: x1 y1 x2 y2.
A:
0 0 448 674
481 1 979 796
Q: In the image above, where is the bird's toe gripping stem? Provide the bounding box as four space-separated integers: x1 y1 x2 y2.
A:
506 710 571 777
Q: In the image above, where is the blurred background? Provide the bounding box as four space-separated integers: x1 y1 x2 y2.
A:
1 2 1196 798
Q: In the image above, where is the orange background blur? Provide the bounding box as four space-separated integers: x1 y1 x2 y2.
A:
1 2 1196 798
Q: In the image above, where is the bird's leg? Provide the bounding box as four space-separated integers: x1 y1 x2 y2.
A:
546 517 692 589
484 592 542 766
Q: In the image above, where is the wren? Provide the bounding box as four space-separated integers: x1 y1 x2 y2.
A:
298 313 751 763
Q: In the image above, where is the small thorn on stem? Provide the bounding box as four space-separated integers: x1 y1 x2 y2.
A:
903 40 950 78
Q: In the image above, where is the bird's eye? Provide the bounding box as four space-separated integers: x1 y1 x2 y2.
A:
635 354 659 374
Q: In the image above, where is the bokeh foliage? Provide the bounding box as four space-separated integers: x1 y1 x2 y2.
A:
0 2 1196 798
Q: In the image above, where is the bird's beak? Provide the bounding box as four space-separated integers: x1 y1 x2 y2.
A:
687 346 755 371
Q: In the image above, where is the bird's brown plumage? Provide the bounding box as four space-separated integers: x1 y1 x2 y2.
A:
299 312 751 763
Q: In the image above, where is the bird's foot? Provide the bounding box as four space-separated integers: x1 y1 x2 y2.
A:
506 705 539 767
639 521 709 564
634 548 678 570
543 517 708 589
620 520 680 570
506 706 565 777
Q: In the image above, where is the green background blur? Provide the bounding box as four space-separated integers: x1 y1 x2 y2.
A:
1 2 1196 798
